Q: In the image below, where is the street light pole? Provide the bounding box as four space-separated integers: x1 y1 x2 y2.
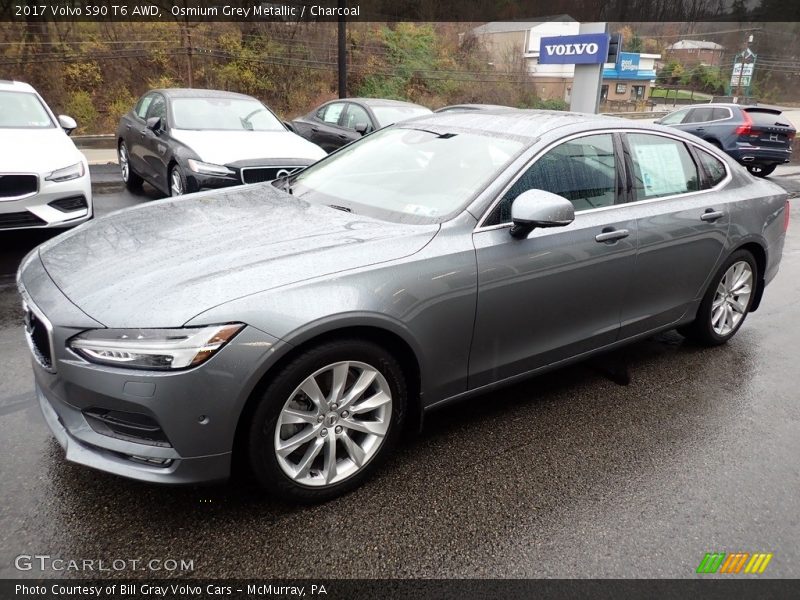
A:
337 0 347 99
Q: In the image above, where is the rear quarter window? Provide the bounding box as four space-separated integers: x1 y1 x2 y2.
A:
695 149 727 188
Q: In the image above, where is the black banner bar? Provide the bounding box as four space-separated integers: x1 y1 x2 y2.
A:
3 579 800 600
1 0 799 23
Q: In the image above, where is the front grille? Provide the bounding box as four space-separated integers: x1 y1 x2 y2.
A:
49 195 87 212
241 166 303 184
0 211 46 229
83 408 172 447
23 302 53 371
0 174 37 198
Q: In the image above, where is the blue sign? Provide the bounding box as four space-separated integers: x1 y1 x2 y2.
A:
617 52 640 72
538 33 610 65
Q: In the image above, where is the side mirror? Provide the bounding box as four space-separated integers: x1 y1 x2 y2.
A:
653 118 663 124
355 123 369 135
510 189 575 239
146 116 162 132
58 115 77 135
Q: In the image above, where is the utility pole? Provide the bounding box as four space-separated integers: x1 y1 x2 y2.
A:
337 0 347 98
735 32 753 102
186 25 194 88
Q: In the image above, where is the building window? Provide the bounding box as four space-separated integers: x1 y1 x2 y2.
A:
616 83 626 94
631 85 645 99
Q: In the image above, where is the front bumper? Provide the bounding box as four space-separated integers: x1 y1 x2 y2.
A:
19 253 283 485
0 168 92 230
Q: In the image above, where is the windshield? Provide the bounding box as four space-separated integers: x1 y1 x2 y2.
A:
371 105 432 127
171 97 285 131
291 127 524 222
0 91 54 128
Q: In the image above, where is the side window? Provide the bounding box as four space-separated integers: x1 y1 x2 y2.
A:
343 104 372 131
696 148 727 188
659 108 690 125
627 133 700 200
711 108 730 121
685 107 714 123
484 134 617 225
319 103 345 125
146 94 166 121
135 94 154 120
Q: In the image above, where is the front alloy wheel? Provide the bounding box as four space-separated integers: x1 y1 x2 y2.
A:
247 339 406 503
169 165 186 196
274 361 392 487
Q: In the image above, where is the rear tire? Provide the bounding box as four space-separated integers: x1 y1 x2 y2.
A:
677 249 758 346
246 339 407 503
747 164 777 177
118 141 143 191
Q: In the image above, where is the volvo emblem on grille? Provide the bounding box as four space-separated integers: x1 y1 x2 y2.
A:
275 169 293 178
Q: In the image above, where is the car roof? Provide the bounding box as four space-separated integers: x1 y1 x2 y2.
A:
0 80 37 93
435 103 516 112
348 97 429 109
152 88 257 101
405 109 626 141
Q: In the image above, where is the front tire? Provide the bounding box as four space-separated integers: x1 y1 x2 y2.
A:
169 164 188 196
678 249 758 346
747 164 777 177
246 339 407 503
118 141 143 191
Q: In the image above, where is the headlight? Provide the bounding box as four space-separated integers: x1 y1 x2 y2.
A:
45 161 85 182
187 159 233 176
69 324 243 370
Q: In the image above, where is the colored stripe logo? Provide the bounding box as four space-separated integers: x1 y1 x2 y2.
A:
697 552 773 574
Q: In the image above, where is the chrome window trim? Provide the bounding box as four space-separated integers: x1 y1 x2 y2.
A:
0 171 40 201
18 287 56 373
473 127 733 233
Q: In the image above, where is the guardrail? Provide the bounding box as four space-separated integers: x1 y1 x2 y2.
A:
73 134 115 149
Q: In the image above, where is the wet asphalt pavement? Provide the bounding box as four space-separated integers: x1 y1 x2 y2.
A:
1 180 799 579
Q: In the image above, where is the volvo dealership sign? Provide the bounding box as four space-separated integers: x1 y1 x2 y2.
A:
538 33 611 64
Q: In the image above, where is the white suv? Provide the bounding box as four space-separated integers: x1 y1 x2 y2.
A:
0 80 92 230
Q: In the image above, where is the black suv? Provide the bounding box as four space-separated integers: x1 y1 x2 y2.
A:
657 103 795 177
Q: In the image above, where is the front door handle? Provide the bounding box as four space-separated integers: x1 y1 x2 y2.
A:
695 127 705 131
311 127 320 133
701 210 724 222
595 228 630 243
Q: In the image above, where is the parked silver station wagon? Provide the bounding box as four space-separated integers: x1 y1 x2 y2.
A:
18 110 789 502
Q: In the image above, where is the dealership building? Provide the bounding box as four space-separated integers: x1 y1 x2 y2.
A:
470 18 660 106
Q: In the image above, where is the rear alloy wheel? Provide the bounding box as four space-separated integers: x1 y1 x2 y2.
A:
118 142 143 191
746 164 777 177
169 164 187 196
678 250 757 346
247 339 406 503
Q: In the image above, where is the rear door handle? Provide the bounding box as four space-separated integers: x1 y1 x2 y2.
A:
695 127 705 131
701 210 724 222
337 134 348 139
311 127 319 133
595 228 630 243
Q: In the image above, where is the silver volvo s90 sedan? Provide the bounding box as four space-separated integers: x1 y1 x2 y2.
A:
17 110 789 502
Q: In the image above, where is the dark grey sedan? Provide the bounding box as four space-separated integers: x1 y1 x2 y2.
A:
18 110 789 502
290 97 432 152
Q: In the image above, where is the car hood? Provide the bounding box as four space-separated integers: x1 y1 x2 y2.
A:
0 128 83 173
36 184 439 328
170 129 326 164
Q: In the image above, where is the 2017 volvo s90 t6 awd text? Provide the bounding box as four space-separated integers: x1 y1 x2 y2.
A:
19 110 788 502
